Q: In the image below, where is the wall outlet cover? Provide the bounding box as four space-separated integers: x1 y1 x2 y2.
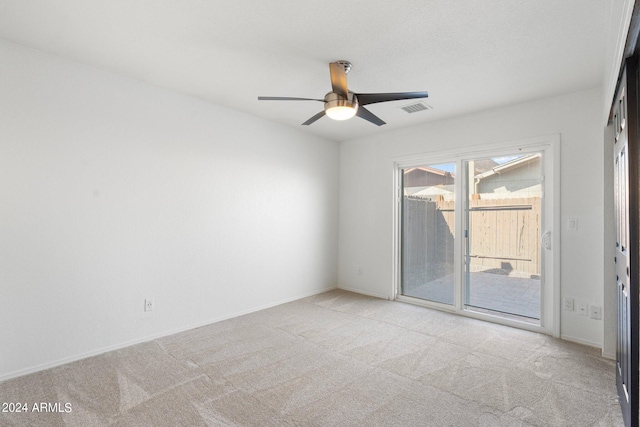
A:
563 297 574 311
577 302 588 316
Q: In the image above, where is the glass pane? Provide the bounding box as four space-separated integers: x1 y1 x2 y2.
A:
464 154 542 323
401 163 455 305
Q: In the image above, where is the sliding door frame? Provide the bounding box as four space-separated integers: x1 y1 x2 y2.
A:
392 134 561 337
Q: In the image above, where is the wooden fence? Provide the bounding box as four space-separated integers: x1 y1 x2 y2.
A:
403 197 540 279
466 197 540 276
402 198 454 284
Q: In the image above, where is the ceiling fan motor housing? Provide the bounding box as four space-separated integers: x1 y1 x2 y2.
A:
324 91 359 120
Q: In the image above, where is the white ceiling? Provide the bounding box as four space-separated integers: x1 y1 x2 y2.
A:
0 1 612 142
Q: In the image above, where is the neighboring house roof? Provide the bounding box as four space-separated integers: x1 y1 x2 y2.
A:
406 185 455 197
472 159 499 175
474 153 541 180
404 166 455 178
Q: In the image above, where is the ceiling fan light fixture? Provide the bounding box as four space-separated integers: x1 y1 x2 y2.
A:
324 92 358 121
326 105 357 120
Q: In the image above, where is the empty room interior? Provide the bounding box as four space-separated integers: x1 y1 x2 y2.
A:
1 1 638 426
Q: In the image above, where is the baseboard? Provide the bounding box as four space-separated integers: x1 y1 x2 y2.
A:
560 334 603 350
338 285 390 300
0 285 338 383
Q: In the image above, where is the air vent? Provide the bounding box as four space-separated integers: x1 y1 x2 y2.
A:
400 102 432 114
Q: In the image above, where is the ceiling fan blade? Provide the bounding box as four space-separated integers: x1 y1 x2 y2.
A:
355 91 428 106
258 96 325 102
329 62 349 98
302 111 326 126
356 106 386 126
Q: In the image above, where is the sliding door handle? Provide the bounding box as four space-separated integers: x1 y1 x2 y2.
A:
542 231 552 250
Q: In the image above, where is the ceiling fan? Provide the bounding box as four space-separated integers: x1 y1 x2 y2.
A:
258 61 428 126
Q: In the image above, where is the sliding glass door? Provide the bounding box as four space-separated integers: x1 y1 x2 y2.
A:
397 140 556 332
463 154 543 324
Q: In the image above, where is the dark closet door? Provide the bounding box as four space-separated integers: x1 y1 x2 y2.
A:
615 60 639 427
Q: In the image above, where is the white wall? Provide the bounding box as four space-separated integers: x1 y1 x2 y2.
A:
0 40 339 380
339 88 606 347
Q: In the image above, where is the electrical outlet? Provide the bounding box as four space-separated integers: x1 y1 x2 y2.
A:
563 297 574 311
577 302 588 316
589 305 602 320
145 298 154 312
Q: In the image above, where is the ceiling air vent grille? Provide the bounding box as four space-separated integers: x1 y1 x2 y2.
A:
400 102 432 114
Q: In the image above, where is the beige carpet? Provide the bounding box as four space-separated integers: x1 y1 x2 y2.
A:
0 289 622 426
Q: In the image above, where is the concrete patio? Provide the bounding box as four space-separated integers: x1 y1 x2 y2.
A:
402 269 541 322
